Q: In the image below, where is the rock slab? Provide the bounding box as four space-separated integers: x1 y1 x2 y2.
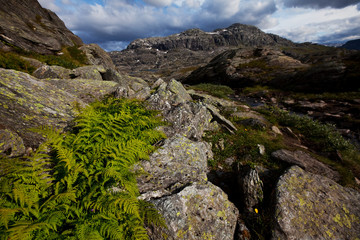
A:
273 166 360 240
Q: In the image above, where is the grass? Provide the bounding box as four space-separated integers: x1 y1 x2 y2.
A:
187 83 235 99
0 51 36 73
259 106 360 188
0 42 88 73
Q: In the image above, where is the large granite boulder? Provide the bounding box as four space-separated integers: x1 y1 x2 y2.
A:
0 68 117 147
71 65 106 81
147 79 212 140
33 65 72 79
150 181 239 240
272 166 360 240
0 0 83 54
79 43 116 70
137 135 212 199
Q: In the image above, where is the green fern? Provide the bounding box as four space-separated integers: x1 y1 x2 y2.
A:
0 97 166 239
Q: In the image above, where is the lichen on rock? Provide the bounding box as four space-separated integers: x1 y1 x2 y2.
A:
273 166 360 240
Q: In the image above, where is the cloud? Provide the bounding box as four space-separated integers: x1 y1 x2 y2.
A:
143 0 173 7
282 0 360 9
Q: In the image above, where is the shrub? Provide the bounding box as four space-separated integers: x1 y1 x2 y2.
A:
0 51 36 73
0 98 166 240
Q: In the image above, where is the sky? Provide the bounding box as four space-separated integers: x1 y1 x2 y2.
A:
38 0 360 51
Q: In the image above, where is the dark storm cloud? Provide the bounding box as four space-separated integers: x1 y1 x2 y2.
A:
282 0 360 9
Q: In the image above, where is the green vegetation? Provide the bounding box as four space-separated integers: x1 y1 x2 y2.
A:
0 42 88 73
0 51 36 73
0 97 166 240
259 106 360 187
188 83 235 99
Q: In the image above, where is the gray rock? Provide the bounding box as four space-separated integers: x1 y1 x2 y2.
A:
272 166 360 240
114 76 151 100
0 129 25 157
205 104 237 134
33 65 72 79
147 79 212 140
238 165 264 213
271 149 340 182
150 182 239 240
136 135 212 197
79 43 116 70
0 68 86 147
0 0 83 54
71 65 106 81
147 79 192 111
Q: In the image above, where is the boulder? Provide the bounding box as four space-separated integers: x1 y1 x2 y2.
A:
150 182 239 240
205 104 237 134
33 65 72 79
271 149 340 182
147 79 212 140
0 68 86 147
0 129 25 157
237 165 264 214
114 75 151 101
136 135 212 199
0 0 83 54
47 79 118 103
71 65 106 81
272 166 360 240
79 44 116 70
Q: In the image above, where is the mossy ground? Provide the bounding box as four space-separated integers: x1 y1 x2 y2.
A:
187 83 235 99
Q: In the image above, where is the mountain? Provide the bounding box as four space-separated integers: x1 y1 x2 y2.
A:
110 23 294 82
342 39 360 50
0 0 83 54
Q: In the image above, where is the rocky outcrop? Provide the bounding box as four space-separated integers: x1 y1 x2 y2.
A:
183 47 308 88
0 68 117 147
271 149 341 182
273 166 360 240
80 44 116 70
137 135 211 199
150 182 239 240
0 0 83 54
147 79 212 140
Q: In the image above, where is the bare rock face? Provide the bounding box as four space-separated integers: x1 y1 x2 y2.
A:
0 0 83 54
273 166 360 240
147 79 212 140
271 149 340 182
149 181 239 240
237 166 264 214
137 135 212 199
0 68 117 147
79 44 116 70
0 129 25 157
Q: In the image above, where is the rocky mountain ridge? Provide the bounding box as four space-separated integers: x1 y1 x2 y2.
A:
342 39 360 50
110 23 294 82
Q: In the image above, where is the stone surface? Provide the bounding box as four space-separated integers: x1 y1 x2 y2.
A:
71 65 106 81
79 43 116 70
273 166 360 240
0 129 25 157
150 181 239 240
237 165 264 213
47 78 118 103
33 65 72 79
136 135 212 198
271 149 340 182
147 79 212 140
0 0 83 54
0 68 86 147
205 104 237 134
